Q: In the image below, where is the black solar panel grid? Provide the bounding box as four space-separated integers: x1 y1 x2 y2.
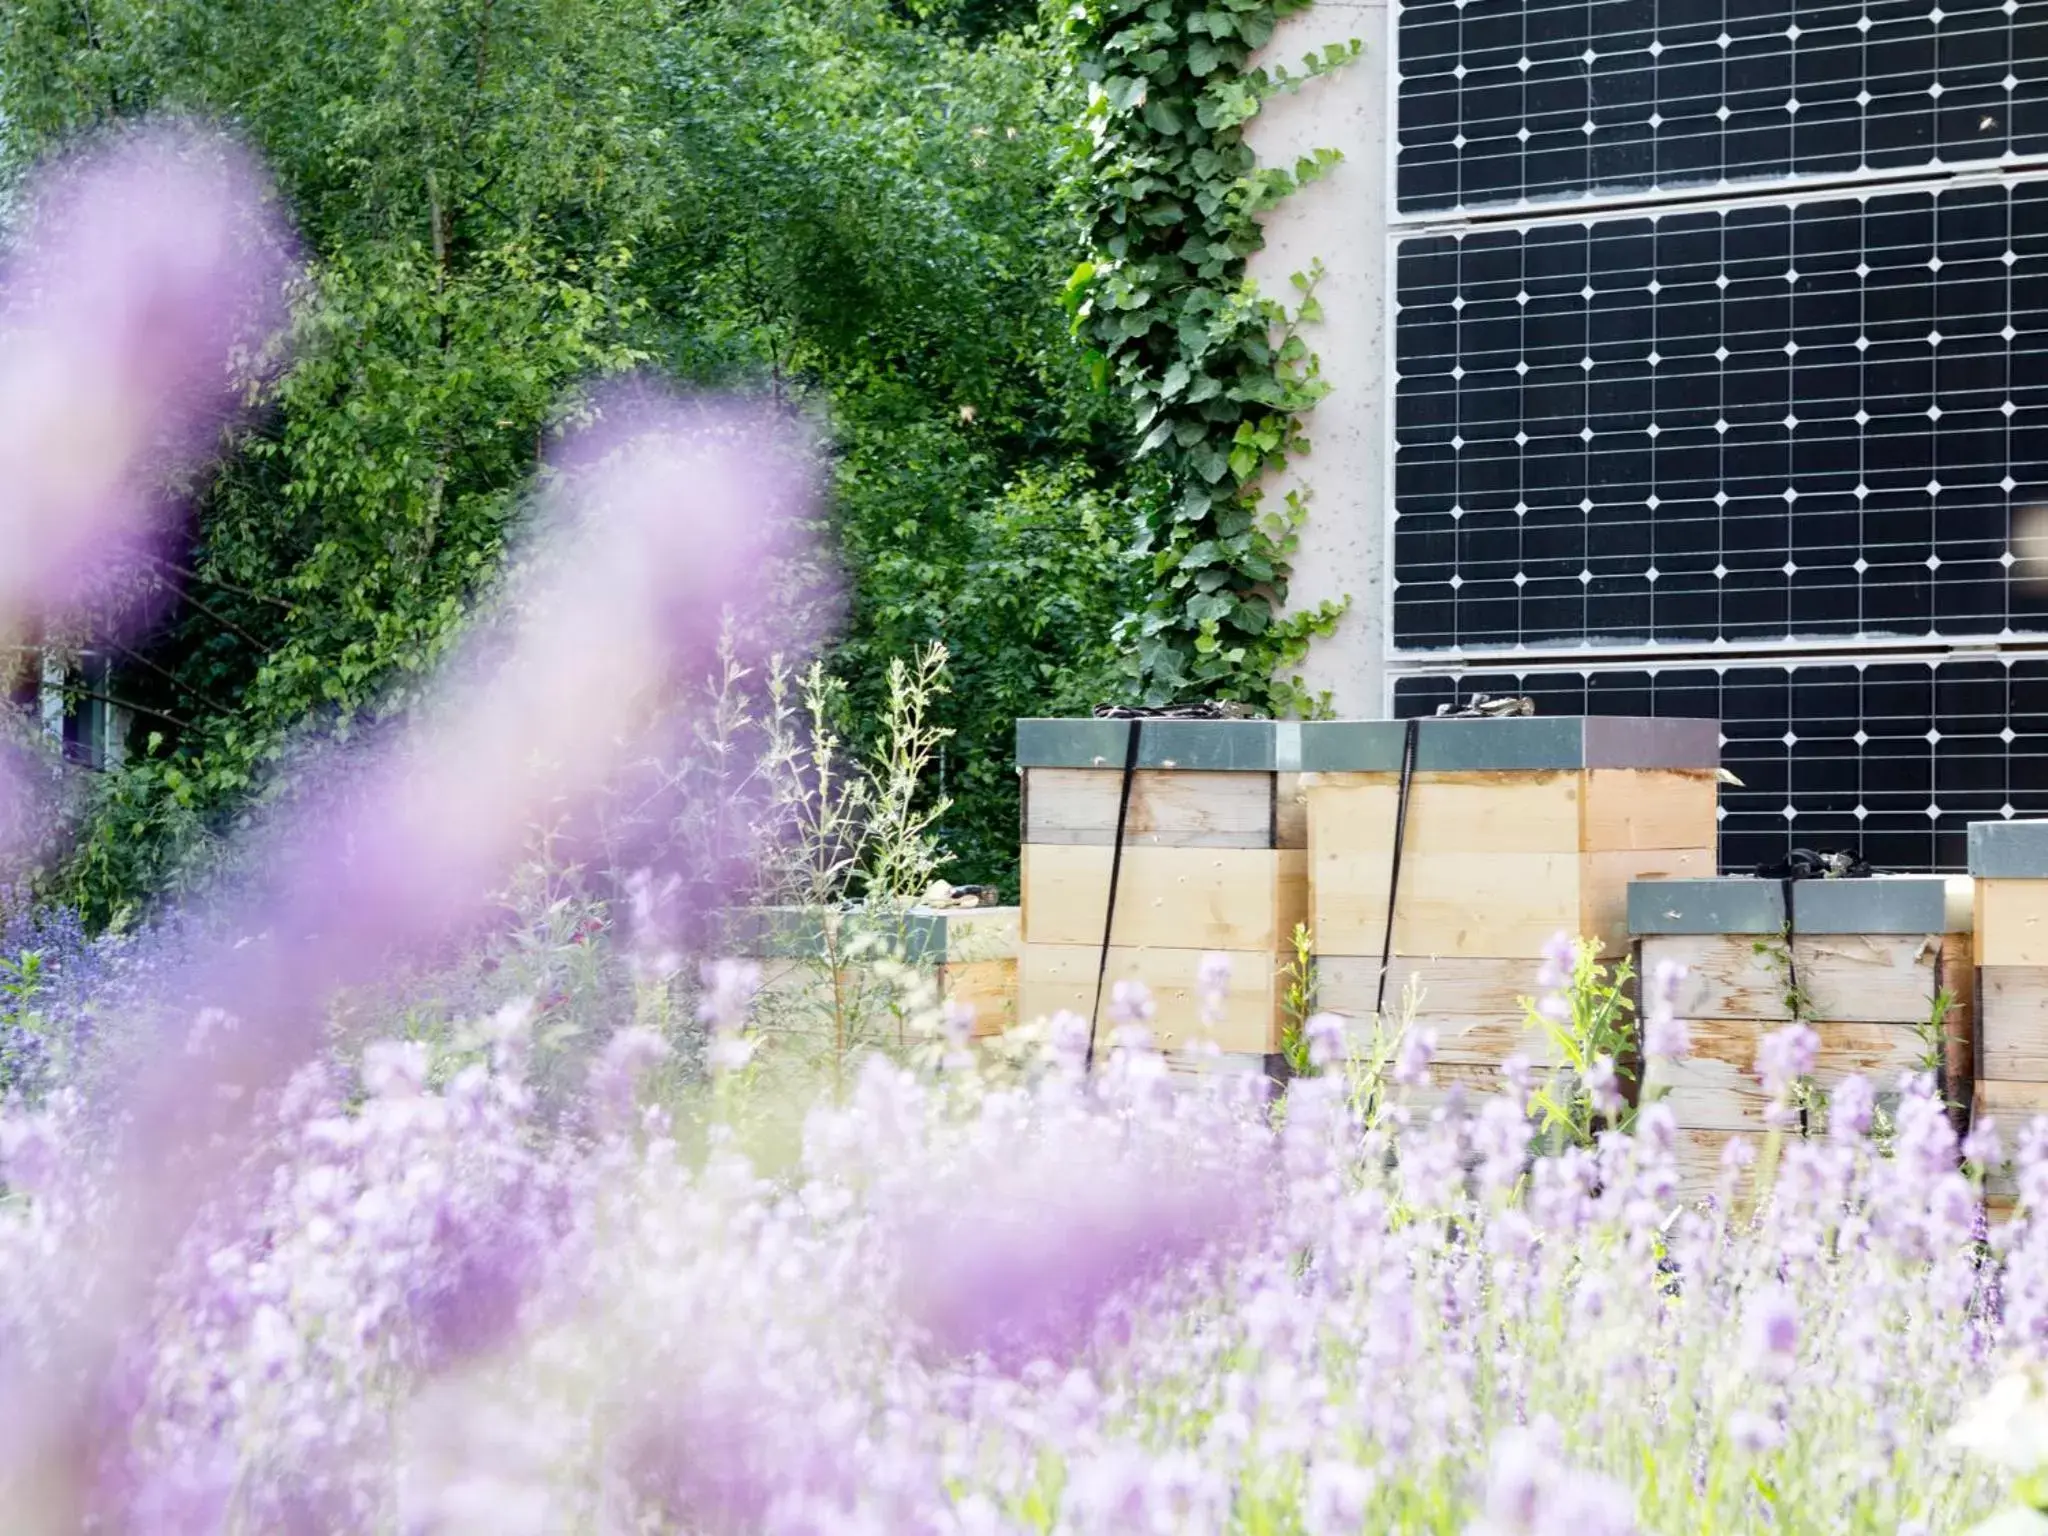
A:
1391 179 2048 653
1395 0 2045 215
1390 655 2048 870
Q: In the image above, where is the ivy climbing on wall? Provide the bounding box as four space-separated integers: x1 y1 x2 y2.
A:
1065 0 1359 713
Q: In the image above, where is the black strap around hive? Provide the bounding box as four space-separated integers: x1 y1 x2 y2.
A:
1750 848 1872 1135
1373 717 1423 1020
1085 716 1146 1070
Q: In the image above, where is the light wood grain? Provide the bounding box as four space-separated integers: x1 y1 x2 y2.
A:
1020 844 1307 951
943 959 1018 1037
1582 846 1716 952
1581 769 1721 852
1306 771 1583 859
1975 1078 2048 1121
1318 954 1550 1019
1022 768 1279 848
1661 1023 1925 1132
1674 1128 1767 1205
1312 848 1584 958
1979 879 2048 967
1638 932 1940 1025
1981 965 2048 1080
1017 942 1284 1053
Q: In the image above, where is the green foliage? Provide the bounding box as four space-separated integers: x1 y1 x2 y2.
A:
1064 0 1358 710
1523 938 1637 1149
1277 920 1315 1075
1 0 1133 919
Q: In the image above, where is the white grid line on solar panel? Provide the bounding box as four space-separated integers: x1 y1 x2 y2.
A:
1396 15 2016 74
1385 648 2048 677
1384 610 2048 653
1396 43 2019 121
1393 219 2027 274
1391 158 2044 230
1391 434 2029 471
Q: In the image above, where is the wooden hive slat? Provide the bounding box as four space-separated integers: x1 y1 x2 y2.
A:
1647 931 1941 1026
1580 769 1722 851
1017 941 1285 1053
1317 954 1544 1020
1980 965 2048 1081
1306 769 1714 960
1022 768 1286 849
1977 879 2048 967
1020 844 1307 952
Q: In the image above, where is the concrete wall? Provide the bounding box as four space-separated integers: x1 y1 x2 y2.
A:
1243 0 1392 718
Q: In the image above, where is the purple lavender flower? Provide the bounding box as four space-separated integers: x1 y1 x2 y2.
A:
1393 1025 1438 1088
1743 1285 1800 1376
1303 1011 1346 1070
1536 932 1576 993
1964 1118 2003 1169
1830 1074 1876 1142
1586 1055 1624 1120
1755 1022 1819 1100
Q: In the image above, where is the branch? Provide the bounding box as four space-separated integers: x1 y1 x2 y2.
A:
154 576 276 658
141 552 296 614
66 687 194 734
105 643 237 718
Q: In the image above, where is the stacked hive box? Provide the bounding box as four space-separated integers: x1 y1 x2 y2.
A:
1969 821 2048 1212
1631 876 1974 1201
732 904 1019 1041
1307 717 1721 1102
1016 718 1306 1068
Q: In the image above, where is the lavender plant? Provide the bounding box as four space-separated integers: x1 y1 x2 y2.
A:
0 963 2033 1532
0 118 2040 1536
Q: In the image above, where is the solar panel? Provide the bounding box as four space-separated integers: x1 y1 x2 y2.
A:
1393 656 2048 871
1391 177 2048 655
1395 0 2046 216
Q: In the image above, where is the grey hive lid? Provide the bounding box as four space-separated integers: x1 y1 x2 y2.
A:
1016 716 1720 773
1628 875 1972 936
1969 819 2048 879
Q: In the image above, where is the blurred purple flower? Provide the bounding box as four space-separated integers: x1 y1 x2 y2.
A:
1393 1026 1437 1089
1755 1022 1818 1101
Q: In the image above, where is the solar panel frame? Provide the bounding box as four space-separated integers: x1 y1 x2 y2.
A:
1393 0 2046 218
1388 172 2048 659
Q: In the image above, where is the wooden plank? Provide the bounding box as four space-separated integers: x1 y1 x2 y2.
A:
1421 1011 1566 1068
938 906 1020 963
1020 845 1306 951
940 959 1017 1037
1274 773 1307 852
1975 1078 2048 1122
1016 942 1284 1053
1393 1058 1525 1115
1312 848 1585 959
1318 954 1546 1019
1981 965 2048 1081
1305 771 1584 859
1978 879 2048 967
1580 769 1721 852
1674 1128 1767 1205
1638 932 1940 1025
1581 847 1717 953
1662 1020 1927 1132
1021 768 1276 849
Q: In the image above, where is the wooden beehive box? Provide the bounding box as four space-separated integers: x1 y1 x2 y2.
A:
1016 718 1306 1066
1305 716 1719 1098
1969 821 2048 1177
728 904 1019 1040
1631 875 1974 1201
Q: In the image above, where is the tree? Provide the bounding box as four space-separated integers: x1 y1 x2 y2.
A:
0 0 1134 921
